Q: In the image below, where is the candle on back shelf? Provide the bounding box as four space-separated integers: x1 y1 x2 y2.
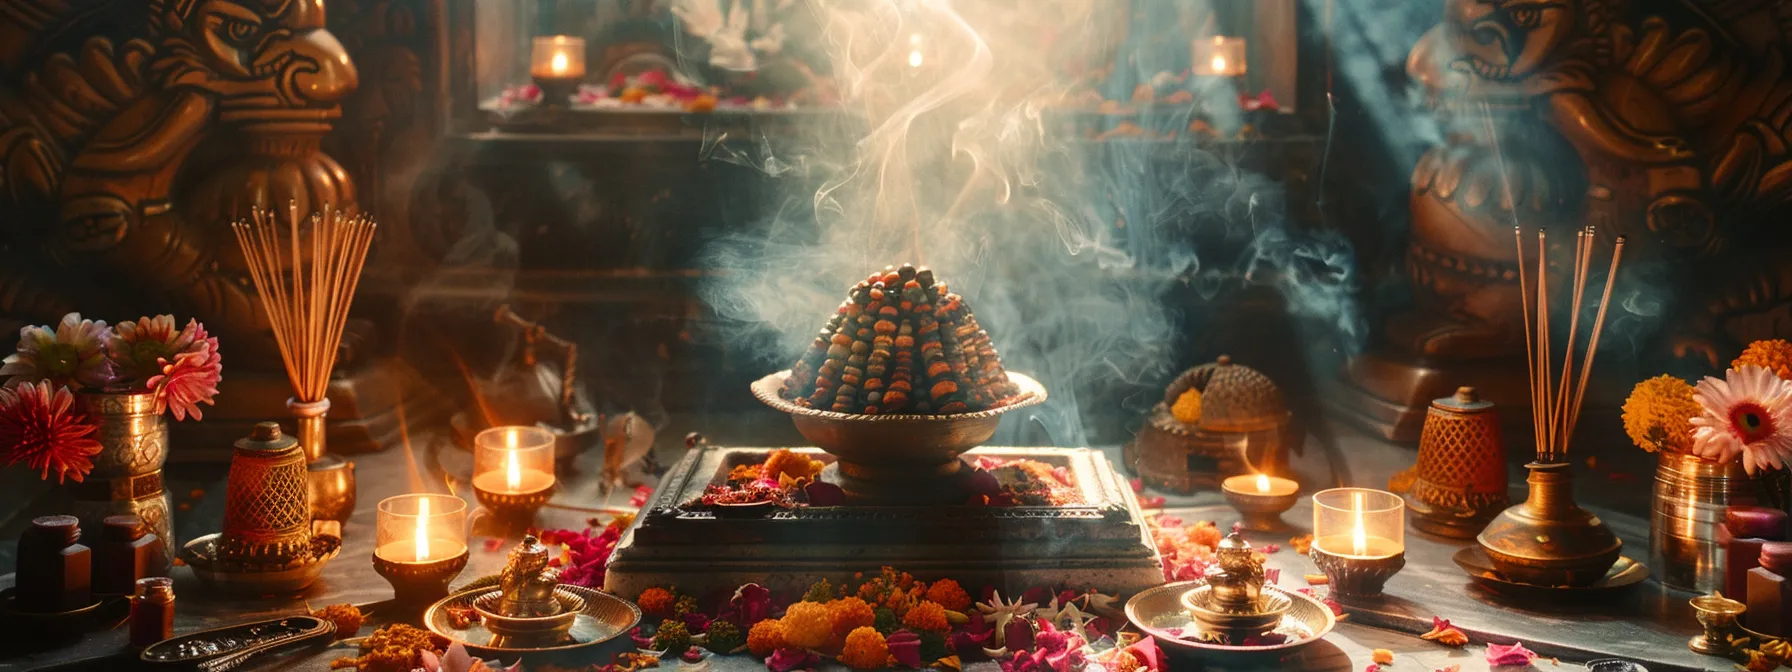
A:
530 35 585 105
473 426 556 518
1192 36 1247 77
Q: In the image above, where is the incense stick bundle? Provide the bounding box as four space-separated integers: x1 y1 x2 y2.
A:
1514 226 1624 463
232 202 378 461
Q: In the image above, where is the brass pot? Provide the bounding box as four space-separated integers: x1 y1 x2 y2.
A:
69 390 173 573
1650 451 1762 592
1477 462 1621 587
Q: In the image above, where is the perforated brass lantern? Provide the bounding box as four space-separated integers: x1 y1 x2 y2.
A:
1409 387 1508 538
1127 356 1295 493
219 423 313 564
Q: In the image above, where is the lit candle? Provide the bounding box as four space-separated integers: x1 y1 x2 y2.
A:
1256 473 1269 493
473 426 556 496
530 35 586 80
1192 36 1247 77
1312 488 1404 559
374 493 468 564
1221 472 1300 531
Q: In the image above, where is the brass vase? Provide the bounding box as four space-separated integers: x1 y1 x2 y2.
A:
68 390 173 574
1651 452 1766 592
1477 462 1621 587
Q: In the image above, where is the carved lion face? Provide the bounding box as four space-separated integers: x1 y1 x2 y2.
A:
158 0 357 110
1445 0 1575 82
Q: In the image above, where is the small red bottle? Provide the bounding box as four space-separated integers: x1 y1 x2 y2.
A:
129 576 175 647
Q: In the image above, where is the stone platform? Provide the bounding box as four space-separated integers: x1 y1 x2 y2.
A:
603 446 1164 598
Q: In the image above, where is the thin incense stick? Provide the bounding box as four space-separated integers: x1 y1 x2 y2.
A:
1536 229 1552 461
1568 235 1625 441
1515 226 1542 455
1553 228 1589 454
232 203 378 404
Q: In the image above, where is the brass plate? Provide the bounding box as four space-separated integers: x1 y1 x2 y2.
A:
182 530 343 594
424 584 641 656
1125 581 1336 657
1452 547 1648 595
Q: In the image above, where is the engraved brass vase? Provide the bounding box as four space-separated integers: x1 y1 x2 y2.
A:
69 390 173 574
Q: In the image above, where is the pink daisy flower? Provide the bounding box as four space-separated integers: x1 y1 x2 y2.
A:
0 381 101 483
1692 365 1792 475
148 338 222 421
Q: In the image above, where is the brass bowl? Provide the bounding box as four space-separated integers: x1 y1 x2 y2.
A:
472 588 587 643
751 370 1045 491
1179 584 1294 633
308 454 356 524
183 524 343 595
425 584 641 656
1126 580 1335 659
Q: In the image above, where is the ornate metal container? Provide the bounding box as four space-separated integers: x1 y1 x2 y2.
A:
69 391 172 573
1651 451 1762 592
1478 462 1622 587
219 423 314 564
1126 356 1295 493
1410 387 1508 538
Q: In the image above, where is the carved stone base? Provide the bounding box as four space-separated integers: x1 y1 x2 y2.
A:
605 446 1165 598
168 357 453 462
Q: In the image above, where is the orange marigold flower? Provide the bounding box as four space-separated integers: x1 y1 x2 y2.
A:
924 579 972 611
764 449 825 483
839 626 889 670
883 589 916 618
780 601 834 650
747 619 787 657
1623 375 1700 454
902 600 950 634
1738 340 1792 381
829 597 877 636
637 587 675 617
1188 520 1223 549
728 463 762 482
1170 388 1202 425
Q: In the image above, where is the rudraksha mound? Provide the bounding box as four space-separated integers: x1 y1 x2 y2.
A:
780 264 1021 415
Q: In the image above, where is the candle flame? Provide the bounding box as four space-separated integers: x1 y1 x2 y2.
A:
1211 55 1227 74
416 496 430 562
1351 491 1367 556
506 444 522 491
1256 473 1270 493
909 51 924 68
551 52 568 75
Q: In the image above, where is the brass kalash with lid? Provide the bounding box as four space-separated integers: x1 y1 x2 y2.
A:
1180 533 1294 636
470 535 587 647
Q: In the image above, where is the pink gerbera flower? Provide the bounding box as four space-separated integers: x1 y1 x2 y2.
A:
1 313 114 390
147 338 222 421
1692 365 1792 475
0 382 101 483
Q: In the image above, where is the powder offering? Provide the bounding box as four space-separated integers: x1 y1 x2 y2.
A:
15 515 92 613
95 515 164 595
130 577 176 647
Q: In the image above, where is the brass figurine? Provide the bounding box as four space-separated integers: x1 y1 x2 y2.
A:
497 535 564 618
1179 532 1291 634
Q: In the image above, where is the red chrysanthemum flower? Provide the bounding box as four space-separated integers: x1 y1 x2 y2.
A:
148 338 221 421
0 382 101 483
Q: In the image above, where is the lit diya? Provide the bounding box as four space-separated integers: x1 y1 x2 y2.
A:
1308 488 1406 598
1223 473 1299 531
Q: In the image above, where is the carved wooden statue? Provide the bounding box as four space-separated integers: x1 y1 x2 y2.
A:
1340 0 1792 439
0 0 358 355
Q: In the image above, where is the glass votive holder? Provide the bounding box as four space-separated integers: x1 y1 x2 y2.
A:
530 35 586 104
372 494 469 606
1192 35 1247 77
1310 488 1406 598
473 426 557 519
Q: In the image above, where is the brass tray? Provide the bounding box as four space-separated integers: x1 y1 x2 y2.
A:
750 370 1045 463
424 583 640 656
182 527 342 595
1452 547 1648 596
1125 580 1336 659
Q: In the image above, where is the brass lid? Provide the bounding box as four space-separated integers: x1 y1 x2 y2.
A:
235 421 299 453
1163 355 1286 433
1431 386 1494 414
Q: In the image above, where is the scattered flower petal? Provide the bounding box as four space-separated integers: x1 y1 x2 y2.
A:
1486 642 1537 667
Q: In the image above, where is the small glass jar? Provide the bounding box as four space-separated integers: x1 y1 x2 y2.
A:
95 515 163 595
15 515 91 612
130 577 175 647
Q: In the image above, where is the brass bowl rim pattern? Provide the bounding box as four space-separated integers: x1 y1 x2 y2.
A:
1179 584 1294 621
424 583 642 655
471 588 589 626
182 532 343 573
751 370 1046 422
1125 580 1336 655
